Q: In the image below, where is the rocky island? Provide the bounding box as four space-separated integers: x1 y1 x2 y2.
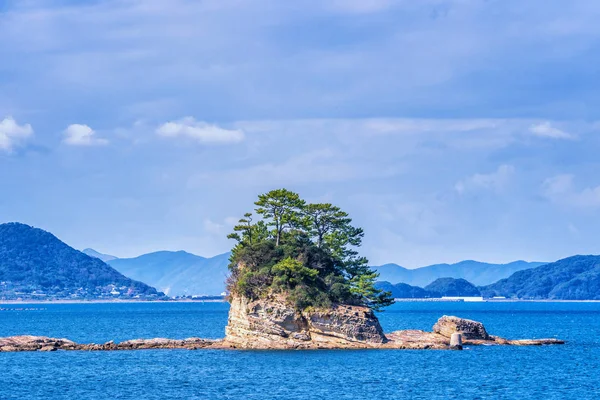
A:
0 314 563 352
0 189 564 352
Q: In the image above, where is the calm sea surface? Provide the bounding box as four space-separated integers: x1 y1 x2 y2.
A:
1 301 599 400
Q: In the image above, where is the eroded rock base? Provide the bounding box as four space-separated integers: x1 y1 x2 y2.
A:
224 295 387 349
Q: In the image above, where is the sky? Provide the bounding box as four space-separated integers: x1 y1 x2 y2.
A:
1 0 600 267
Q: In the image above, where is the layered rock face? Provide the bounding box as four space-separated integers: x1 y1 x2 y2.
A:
224 295 387 349
433 315 490 340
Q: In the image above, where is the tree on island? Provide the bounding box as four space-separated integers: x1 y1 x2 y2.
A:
227 189 394 311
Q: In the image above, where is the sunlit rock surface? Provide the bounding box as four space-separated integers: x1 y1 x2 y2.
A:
433 315 490 340
224 295 386 349
0 308 564 352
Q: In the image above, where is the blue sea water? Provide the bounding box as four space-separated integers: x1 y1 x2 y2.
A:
1 301 600 400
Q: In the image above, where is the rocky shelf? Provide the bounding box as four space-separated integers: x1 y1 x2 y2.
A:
0 307 564 352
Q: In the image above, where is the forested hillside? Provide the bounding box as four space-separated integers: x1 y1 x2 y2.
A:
0 223 163 300
481 255 600 300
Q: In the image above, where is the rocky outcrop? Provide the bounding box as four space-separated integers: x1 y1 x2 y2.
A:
0 336 78 352
306 305 386 343
0 335 217 352
382 327 563 349
0 314 564 352
222 296 563 349
224 295 386 349
79 337 216 351
433 315 490 340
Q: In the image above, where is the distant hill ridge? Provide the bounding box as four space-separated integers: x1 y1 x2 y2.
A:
0 223 162 300
82 248 117 262
95 252 546 297
481 255 600 300
425 278 481 297
4 222 598 301
376 278 481 299
107 251 230 297
373 260 547 287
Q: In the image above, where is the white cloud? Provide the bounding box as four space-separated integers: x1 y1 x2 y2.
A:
542 174 600 208
63 124 108 146
0 116 33 152
156 117 244 144
224 216 240 226
529 122 574 139
455 165 515 194
203 219 226 235
204 216 238 236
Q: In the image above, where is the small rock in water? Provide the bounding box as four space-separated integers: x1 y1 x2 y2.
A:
449 333 463 350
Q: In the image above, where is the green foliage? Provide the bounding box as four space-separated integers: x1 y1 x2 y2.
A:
272 257 318 288
227 189 394 311
255 189 305 246
350 273 394 311
303 203 351 248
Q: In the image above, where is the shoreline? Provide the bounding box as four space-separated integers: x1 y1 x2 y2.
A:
0 299 227 305
392 298 600 303
0 314 566 352
2 298 600 305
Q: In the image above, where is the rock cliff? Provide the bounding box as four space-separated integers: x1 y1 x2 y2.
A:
224 295 387 349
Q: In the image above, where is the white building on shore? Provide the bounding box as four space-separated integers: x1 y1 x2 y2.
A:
441 296 484 302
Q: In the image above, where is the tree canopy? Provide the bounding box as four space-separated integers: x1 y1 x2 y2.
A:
227 189 393 311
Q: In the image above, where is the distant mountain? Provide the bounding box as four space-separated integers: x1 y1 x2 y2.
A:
481 255 600 300
106 251 544 297
0 223 163 300
425 278 481 297
374 260 546 287
82 248 118 262
376 277 480 299
375 281 433 299
108 251 230 296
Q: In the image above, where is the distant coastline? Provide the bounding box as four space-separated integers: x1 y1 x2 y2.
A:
0 298 227 305
393 298 600 303
3 298 600 305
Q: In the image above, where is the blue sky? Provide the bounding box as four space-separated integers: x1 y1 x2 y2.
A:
1 0 600 267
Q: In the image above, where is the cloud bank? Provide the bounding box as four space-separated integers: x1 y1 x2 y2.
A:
156 118 244 144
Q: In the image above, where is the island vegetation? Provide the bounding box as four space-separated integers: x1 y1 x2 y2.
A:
226 189 394 311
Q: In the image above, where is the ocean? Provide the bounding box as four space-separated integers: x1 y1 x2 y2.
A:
1 301 599 399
